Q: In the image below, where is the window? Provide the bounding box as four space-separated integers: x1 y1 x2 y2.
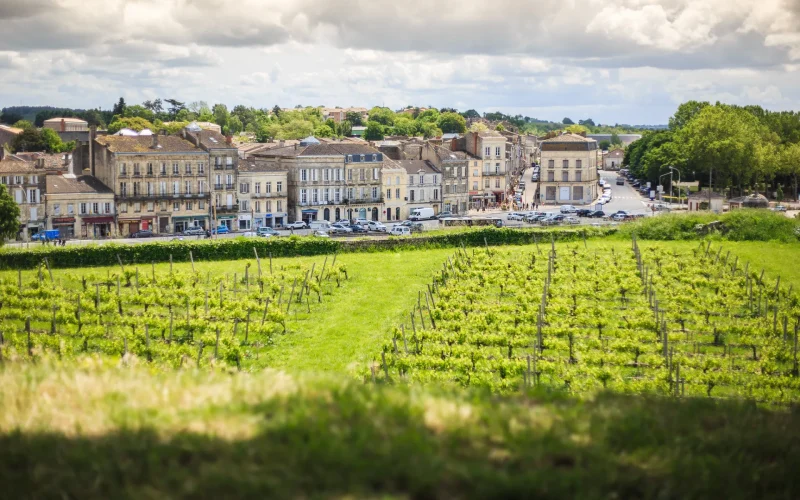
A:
348 187 354 199
134 202 141 213
146 182 153 196
311 169 318 181
225 175 233 187
548 160 555 168
265 182 271 193
395 188 400 199
79 203 87 214
547 171 555 182
266 200 272 212
335 169 342 181
187 201 193 211
120 163 127 175
147 202 154 212
301 189 308 204
160 181 167 195
198 181 205 195
198 163 205 174
495 163 500 174
277 200 283 212
241 200 249 211
324 169 330 181
360 169 365 181
573 186 584 200
484 179 490 188
240 183 249 194
255 201 261 213
28 189 37 203
562 171 569 182
433 189 439 200
147 163 153 175
484 147 491 157
473 169 478 177
276 182 282 192
372 154 377 161
160 163 167 175
185 163 192 174
444 184 450 194
67 204 74 214
386 189 391 199
185 181 191 194
372 187 378 199
53 204 60 215
334 188 341 203
373 167 378 180
360 155 365 161
576 160 582 169
173 181 180 195
395 176 400 185
324 188 330 202
312 189 319 204
495 147 501 156
255 182 261 194
419 190 424 201
575 171 582 182
301 169 308 181
173 202 180 211
120 182 128 196
173 163 179 175
347 169 352 181
92 202 99 214
410 190 415 201
199 200 205 210
472 181 478 190
495 179 500 188
562 160 569 169
409 175 414 185
226 157 233 166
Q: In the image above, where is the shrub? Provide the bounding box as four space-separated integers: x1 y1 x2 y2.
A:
618 210 800 242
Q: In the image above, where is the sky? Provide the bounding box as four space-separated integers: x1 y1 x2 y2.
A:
1 0 799 125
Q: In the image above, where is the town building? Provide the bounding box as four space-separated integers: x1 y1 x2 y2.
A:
0 149 46 239
180 124 239 230
236 157 289 229
539 133 599 206
587 134 642 146
421 143 469 214
0 124 23 149
254 137 386 223
43 117 89 133
93 133 211 235
397 160 442 215
45 164 115 239
322 107 369 124
381 159 407 221
604 148 624 170
461 130 508 206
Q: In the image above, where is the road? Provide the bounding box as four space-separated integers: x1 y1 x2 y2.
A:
597 170 651 214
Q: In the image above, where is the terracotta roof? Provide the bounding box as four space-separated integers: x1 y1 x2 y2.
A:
256 141 381 158
43 117 88 124
0 124 23 134
541 133 596 143
46 174 113 195
430 144 468 162
396 160 440 175
475 130 504 138
0 159 39 174
96 135 203 154
606 149 624 157
12 152 69 170
237 157 288 173
185 129 234 150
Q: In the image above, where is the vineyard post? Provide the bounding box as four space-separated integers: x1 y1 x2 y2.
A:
582 230 587 250
401 325 408 354
298 270 309 302
278 285 284 307
759 269 765 285
44 257 54 282
705 241 711 257
732 256 738 275
427 284 436 308
484 236 490 255
261 299 270 325
774 276 781 296
190 251 195 272
38 265 42 284
410 312 416 334
381 351 389 378
169 310 173 344
309 263 316 291
233 320 239 339
219 282 224 307
533 234 540 255
214 327 220 359
169 254 173 273
234 272 238 296
253 248 262 278
186 296 191 326
123 335 128 357
783 316 788 343
25 318 33 354
245 311 250 344
286 278 297 313
116 254 125 276
95 284 100 309
425 292 436 329
50 305 56 334
773 308 778 335
392 336 398 354
17 269 21 291
318 256 328 284
197 342 203 367
527 355 532 388
724 250 730 265
269 252 273 275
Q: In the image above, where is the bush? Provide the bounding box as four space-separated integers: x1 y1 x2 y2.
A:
0 227 617 270
617 210 800 242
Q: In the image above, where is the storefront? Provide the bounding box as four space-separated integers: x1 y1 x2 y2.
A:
52 217 76 239
238 214 252 231
172 216 207 233
81 216 114 238
217 215 235 230
118 217 154 236
301 209 318 224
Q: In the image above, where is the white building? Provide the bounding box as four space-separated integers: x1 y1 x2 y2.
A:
539 133 599 206
397 160 442 215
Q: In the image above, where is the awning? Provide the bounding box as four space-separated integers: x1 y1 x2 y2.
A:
217 215 236 220
52 217 75 224
301 209 318 214
82 216 114 223
263 214 273 218
171 216 207 221
118 218 142 223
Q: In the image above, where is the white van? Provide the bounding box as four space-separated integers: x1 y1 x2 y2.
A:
309 221 332 231
390 226 412 236
409 207 435 221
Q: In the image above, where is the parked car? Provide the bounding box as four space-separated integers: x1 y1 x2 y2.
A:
531 173 540 182
564 216 580 225
576 209 594 217
330 223 353 234
351 223 368 233
409 207 435 221
616 177 625 186
507 212 525 221
355 218 370 225
367 221 387 232
773 205 787 212
130 230 155 238
240 231 258 237
335 219 351 227
598 179 607 187
650 203 671 212
612 213 631 222
632 181 641 188
311 230 330 238
398 220 424 233
560 205 578 214
524 212 549 223
389 226 412 237
213 225 229 235
608 211 630 219
257 227 280 237
286 221 307 230
437 211 454 219
183 227 205 236
587 210 606 218
541 214 566 225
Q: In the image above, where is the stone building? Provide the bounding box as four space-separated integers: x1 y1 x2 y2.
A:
236 157 289 229
93 134 211 235
254 137 387 223
45 170 115 239
397 160 442 215
0 149 46 240
43 117 89 132
461 130 508 206
604 148 624 170
180 125 239 230
381 158 407 222
539 133 599 206
421 143 469 214
0 124 23 149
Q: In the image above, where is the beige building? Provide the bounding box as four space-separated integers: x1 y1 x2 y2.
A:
45 171 115 239
539 133 599 206
93 134 211 235
604 148 624 170
462 130 508 206
0 150 46 240
255 137 387 223
0 124 23 149
421 143 469 214
236 158 289 229
43 117 89 132
381 159 407 221
397 160 443 215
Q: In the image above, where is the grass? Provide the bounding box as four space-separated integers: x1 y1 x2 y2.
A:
1 358 798 499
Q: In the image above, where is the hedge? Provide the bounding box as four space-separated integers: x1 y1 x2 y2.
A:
0 227 616 270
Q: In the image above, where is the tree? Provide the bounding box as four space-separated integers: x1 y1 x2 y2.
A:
314 124 334 138
610 132 623 146
462 109 480 119
392 117 417 136
562 117 574 125
0 184 20 244
107 117 155 134
579 118 596 127
345 112 364 126
669 100 710 130
367 107 395 126
278 119 314 140
12 120 34 131
436 112 467 133
11 129 47 152
598 140 611 150
143 99 163 114
335 120 352 138
0 111 24 125
40 128 75 153
113 97 127 117
228 116 243 135
164 99 186 119
363 121 385 140
417 109 440 123
469 122 489 133
565 124 589 135
419 122 442 139
272 105 282 117
124 105 155 122
495 123 505 132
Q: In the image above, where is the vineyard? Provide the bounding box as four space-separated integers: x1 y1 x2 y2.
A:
0 252 347 368
372 239 800 405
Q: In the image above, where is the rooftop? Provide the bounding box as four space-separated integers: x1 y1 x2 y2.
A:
0 159 39 174
256 142 382 158
541 133 597 143
43 117 88 124
238 157 289 173
0 124 23 134
46 174 113 195
95 135 203 154
183 128 233 149
396 160 440 175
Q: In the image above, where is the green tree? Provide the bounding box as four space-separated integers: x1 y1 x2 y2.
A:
107 117 155 134
436 112 466 133
345 112 364 126
40 128 75 153
778 143 800 200
579 118 596 127
562 117 574 125
363 121 385 140
112 97 127 117
419 122 442 139
469 122 489 133
565 124 588 135
278 119 314 140
610 132 622 146
228 116 243 135
417 109 440 123
212 104 230 129
598 140 611 150
314 124 334 138
462 109 480 119
11 129 47 152
0 184 21 244
392 117 417 136
367 107 395 126
495 123 505 132
12 120 34 131
669 100 710 130
123 105 155 122
164 99 186 119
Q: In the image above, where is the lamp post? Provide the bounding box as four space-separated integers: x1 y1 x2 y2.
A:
667 166 681 206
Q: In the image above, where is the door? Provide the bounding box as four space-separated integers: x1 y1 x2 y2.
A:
324 208 330 221
226 194 233 208
358 208 366 220
372 208 378 221
559 187 570 201
395 207 400 220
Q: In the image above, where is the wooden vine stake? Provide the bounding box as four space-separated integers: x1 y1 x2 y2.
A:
254 247 262 278
169 254 173 273
189 251 195 272
44 257 54 282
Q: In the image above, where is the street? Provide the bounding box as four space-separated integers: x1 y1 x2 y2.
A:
596 170 651 214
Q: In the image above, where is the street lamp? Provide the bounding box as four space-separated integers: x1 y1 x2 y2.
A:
667 166 681 206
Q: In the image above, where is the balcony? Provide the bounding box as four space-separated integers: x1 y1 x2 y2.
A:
214 164 224 170
215 204 239 214
225 184 234 190
225 164 235 170
214 184 224 190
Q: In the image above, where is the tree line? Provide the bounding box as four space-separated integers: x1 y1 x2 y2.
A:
624 101 800 200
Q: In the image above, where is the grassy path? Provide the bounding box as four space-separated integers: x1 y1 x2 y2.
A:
258 248 453 373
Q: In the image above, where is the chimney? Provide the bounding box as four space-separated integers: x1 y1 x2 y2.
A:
89 125 97 177
0 147 5 161
226 135 233 146
151 132 160 149
61 118 66 132
181 128 186 139
36 158 45 168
